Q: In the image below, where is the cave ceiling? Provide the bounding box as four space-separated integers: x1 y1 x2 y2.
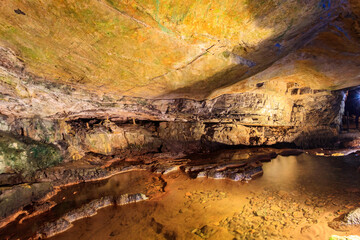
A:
0 0 360 99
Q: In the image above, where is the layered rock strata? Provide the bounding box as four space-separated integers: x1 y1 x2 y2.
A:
0 23 350 175
0 68 346 166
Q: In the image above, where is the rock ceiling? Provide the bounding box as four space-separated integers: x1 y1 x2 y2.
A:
0 0 360 99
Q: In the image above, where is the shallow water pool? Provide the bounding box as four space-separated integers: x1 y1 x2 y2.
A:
2 152 360 239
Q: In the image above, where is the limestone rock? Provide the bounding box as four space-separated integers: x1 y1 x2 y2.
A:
115 193 148 206
37 193 148 238
0 131 62 175
0 0 357 167
345 208 360 225
38 218 72 238
0 182 52 221
211 124 250 145
0 0 349 99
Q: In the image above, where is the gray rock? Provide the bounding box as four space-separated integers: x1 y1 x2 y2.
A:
344 208 360 225
115 193 148 206
38 218 72 238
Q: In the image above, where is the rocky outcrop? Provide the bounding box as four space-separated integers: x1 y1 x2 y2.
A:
184 161 263 181
0 131 62 176
0 59 347 164
0 5 355 232
0 0 354 161
345 208 360 225
329 207 360 232
0 32 349 168
0 0 357 162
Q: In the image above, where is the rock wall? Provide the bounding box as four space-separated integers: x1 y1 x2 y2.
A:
0 78 346 166
0 131 62 176
0 44 347 171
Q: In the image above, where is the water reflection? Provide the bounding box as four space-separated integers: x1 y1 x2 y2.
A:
1 152 360 240
253 154 360 194
50 152 360 240
0 170 164 240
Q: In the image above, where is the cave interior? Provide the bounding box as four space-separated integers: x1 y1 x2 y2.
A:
1 0 360 239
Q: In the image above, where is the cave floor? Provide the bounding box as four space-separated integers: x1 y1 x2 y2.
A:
3 153 360 240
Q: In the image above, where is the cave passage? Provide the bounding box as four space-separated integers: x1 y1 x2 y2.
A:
344 88 360 131
2 0 360 239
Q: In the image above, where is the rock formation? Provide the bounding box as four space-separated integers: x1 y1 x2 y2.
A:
0 0 359 172
1 0 360 233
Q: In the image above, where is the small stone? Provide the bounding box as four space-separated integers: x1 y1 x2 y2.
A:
278 190 289 198
271 205 281 212
293 211 303 218
109 230 120 237
300 226 311 234
316 201 325 207
344 208 360 225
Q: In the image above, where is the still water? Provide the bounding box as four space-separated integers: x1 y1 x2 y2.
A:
2 152 360 239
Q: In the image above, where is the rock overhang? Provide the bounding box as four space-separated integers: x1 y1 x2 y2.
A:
0 0 359 99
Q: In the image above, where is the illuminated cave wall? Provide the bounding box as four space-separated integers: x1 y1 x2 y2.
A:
0 78 345 161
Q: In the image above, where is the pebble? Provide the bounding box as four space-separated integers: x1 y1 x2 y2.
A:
293 211 303 218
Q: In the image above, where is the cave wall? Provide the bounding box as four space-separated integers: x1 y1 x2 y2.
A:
0 44 346 170
0 77 346 170
0 0 358 175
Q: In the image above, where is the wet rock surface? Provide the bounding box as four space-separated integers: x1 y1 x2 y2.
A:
185 162 263 182
183 148 295 182
26 153 359 240
0 152 359 239
0 131 62 176
3 146 360 233
0 182 53 228
184 190 227 207
0 170 164 239
329 207 360 231
37 193 148 238
0 148 272 229
217 188 323 240
345 208 360 225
